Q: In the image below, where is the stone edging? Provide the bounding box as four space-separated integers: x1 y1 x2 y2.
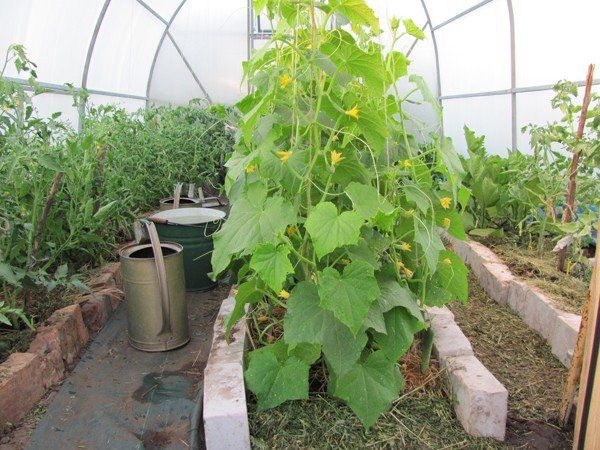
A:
0 263 123 431
203 288 251 450
444 232 581 367
427 306 508 441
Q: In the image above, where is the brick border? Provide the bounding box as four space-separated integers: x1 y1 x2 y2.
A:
203 288 251 450
427 306 508 441
443 232 581 367
0 263 123 431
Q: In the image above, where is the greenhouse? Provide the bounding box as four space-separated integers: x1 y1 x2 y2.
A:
0 0 599 448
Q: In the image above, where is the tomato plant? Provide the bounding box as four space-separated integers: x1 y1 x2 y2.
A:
212 0 468 427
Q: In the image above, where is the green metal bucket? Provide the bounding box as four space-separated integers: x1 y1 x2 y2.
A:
150 208 226 292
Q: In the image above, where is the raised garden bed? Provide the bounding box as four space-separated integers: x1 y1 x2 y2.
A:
0 263 122 433
473 237 590 315
450 273 572 448
204 290 510 446
444 232 582 367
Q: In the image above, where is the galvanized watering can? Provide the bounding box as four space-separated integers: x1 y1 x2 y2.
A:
119 221 189 352
158 182 230 212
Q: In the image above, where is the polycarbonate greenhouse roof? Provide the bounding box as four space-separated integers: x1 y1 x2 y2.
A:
1 0 598 154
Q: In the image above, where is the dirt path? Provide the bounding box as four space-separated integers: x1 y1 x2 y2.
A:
449 274 573 449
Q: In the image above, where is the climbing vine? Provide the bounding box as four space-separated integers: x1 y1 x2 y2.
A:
211 0 468 427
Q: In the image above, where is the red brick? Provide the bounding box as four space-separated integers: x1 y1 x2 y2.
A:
29 304 88 376
81 295 112 333
0 353 46 428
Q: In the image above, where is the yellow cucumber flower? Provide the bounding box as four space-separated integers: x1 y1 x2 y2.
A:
400 242 411 251
246 164 255 173
279 289 291 300
341 258 351 265
279 75 293 89
403 268 413 277
440 197 452 210
345 105 359 120
403 159 412 168
405 209 414 217
395 261 405 270
277 150 293 164
443 258 452 265
286 224 297 236
443 217 451 228
331 150 345 165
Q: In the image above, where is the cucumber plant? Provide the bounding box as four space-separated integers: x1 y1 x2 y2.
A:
212 0 468 427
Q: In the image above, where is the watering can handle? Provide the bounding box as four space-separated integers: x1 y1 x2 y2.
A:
173 183 183 209
143 220 172 336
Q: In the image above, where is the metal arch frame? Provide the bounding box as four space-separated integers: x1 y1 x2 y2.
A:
143 0 212 107
418 0 442 135
78 0 112 130
507 0 517 150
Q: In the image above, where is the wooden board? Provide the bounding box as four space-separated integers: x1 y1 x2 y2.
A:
573 224 600 449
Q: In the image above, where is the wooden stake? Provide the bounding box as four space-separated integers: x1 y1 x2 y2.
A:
560 290 591 426
573 222 600 448
25 171 63 311
557 64 595 271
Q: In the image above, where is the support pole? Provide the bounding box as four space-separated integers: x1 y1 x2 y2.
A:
557 64 595 271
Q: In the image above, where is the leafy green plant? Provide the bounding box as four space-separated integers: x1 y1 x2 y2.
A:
0 301 33 330
1 45 234 328
213 0 468 427
459 123 598 256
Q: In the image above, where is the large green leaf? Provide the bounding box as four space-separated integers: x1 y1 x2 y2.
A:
346 182 379 219
386 51 408 84
403 18 425 40
330 0 380 32
334 351 403 428
376 271 423 321
357 105 388 155
317 260 380 334
225 279 263 340
403 183 431 214
409 74 441 117
438 137 465 178
413 218 445 272
211 187 295 277
436 250 468 303
305 202 363 258
245 342 310 411
249 243 293 292
373 306 425 361
284 282 367 375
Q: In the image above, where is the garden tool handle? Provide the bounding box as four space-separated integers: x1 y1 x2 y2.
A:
173 183 183 209
143 220 172 336
188 183 195 199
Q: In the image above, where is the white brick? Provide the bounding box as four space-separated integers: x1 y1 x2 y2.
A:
507 279 528 312
203 294 251 450
442 355 508 441
520 288 559 341
429 314 473 360
426 305 455 321
478 263 514 306
549 312 581 366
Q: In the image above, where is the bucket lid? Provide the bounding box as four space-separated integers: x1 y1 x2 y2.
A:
151 207 226 225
